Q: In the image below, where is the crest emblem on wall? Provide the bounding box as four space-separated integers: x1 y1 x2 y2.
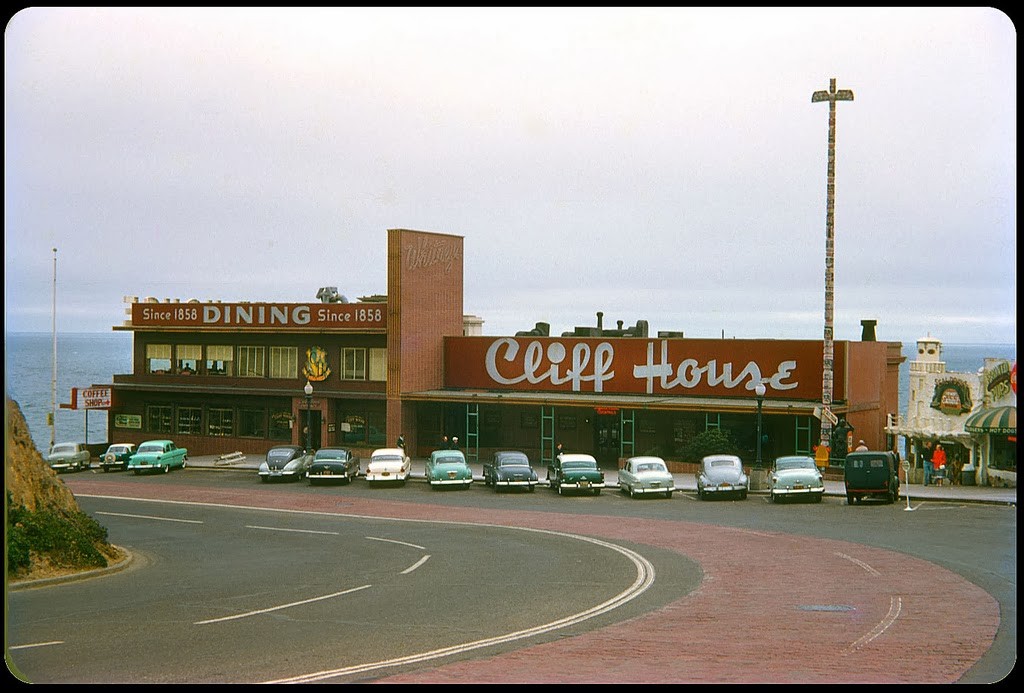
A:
303 346 331 381
929 378 973 415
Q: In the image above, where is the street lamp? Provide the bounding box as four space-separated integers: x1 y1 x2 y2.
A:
303 381 313 451
755 381 767 468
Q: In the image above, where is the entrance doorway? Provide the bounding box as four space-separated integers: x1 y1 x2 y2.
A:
593 414 620 468
301 409 322 450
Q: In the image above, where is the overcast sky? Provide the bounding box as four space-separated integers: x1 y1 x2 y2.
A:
4 7 1016 346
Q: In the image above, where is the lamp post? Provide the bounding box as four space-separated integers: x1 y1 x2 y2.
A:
303 381 313 451
755 381 766 468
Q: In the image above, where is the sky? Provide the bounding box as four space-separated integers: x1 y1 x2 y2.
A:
4 7 1017 347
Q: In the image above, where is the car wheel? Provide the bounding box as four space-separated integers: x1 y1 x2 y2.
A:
163 465 170 474
133 470 141 476
593 488 601 496
557 483 563 495
629 486 636 499
814 493 823 503
770 490 777 503
102 466 109 473
740 491 747 500
665 490 673 499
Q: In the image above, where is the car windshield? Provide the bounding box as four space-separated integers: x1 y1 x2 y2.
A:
51 444 76 454
562 460 597 470
636 463 667 473
138 444 164 453
267 449 298 462
776 458 815 471
315 450 346 460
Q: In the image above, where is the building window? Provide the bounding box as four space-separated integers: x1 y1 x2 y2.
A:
239 408 266 438
146 405 173 433
794 417 813 456
342 348 367 380
269 410 292 441
206 345 233 376
269 346 298 379
146 344 172 374
369 347 387 382
367 411 386 445
341 414 366 444
177 344 201 375
705 413 722 431
237 346 265 377
208 408 234 437
177 407 202 435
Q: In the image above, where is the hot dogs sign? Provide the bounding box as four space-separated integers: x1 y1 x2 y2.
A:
445 337 843 400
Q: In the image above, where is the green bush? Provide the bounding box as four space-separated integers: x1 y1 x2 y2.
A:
678 428 742 463
6 491 109 576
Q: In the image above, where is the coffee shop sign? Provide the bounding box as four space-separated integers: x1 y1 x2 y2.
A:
484 339 798 394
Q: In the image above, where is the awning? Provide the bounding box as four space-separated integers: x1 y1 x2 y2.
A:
964 406 1016 435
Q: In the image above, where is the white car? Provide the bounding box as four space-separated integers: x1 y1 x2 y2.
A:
696 454 749 500
768 455 825 503
366 447 412 485
618 455 675 499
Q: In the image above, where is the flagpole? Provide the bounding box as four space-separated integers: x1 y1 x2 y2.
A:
51 247 57 450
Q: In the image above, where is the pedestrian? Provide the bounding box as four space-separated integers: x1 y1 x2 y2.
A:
451 436 460 450
854 439 868 451
921 440 934 486
932 444 947 485
948 453 963 486
396 433 405 450
440 435 449 449
554 442 564 459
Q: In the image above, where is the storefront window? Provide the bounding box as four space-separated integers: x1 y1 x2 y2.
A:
367 411 386 445
991 437 1017 471
239 408 266 438
177 407 202 435
146 405 173 433
269 347 298 378
208 408 234 437
269 410 292 441
206 345 233 376
146 344 172 374
342 414 366 444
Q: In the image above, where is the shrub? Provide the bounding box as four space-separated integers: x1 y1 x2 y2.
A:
678 428 742 463
6 491 109 576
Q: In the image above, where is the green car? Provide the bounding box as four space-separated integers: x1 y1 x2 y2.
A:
127 439 188 475
425 449 473 489
547 453 605 495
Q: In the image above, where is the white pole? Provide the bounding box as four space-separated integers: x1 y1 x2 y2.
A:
51 247 57 450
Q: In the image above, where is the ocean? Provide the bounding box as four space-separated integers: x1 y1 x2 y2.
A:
4 332 1017 456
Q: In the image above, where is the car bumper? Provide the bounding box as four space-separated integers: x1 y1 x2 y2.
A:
49 463 76 471
701 484 746 494
429 478 472 486
308 470 353 480
496 479 538 488
558 481 605 490
627 484 676 495
772 485 824 496
259 470 303 479
366 471 406 482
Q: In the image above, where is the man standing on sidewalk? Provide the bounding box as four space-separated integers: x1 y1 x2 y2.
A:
921 440 934 486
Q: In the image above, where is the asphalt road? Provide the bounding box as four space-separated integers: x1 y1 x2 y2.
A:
6 468 1016 684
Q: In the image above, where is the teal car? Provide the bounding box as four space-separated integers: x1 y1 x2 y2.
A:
547 453 605 495
127 439 188 475
425 449 473 489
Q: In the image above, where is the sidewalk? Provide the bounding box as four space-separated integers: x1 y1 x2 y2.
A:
182 455 1016 506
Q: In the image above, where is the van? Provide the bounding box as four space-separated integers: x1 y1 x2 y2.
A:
843 451 900 504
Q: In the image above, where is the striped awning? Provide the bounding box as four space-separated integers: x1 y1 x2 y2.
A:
964 406 1016 435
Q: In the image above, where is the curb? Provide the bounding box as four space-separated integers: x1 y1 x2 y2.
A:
8 545 134 591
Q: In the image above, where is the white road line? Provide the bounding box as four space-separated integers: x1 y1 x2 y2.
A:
367 536 426 550
194 584 372 625
846 596 902 652
246 525 340 535
834 551 882 576
8 641 64 650
266 529 656 684
401 555 431 574
95 511 203 524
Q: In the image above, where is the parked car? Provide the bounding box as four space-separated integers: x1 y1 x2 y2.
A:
425 449 473 489
99 443 137 472
844 450 900 504
547 453 605 495
258 445 313 482
307 447 360 485
127 440 188 475
366 447 412 485
768 455 824 503
483 450 539 492
618 456 675 499
47 442 91 473
696 454 748 500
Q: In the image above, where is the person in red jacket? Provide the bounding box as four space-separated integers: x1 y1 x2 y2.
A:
932 444 948 485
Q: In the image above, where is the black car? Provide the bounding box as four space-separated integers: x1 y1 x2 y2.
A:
483 450 539 492
307 448 360 485
844 450 900 504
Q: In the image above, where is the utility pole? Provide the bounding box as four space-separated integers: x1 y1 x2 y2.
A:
50 247 58 450
811 78 854 451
